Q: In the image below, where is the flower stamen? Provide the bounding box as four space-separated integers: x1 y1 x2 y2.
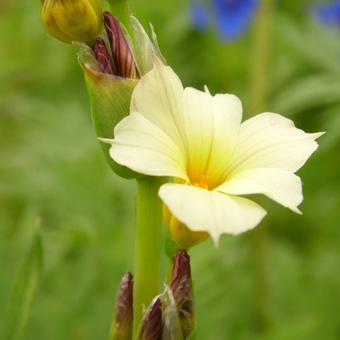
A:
193 174 209 190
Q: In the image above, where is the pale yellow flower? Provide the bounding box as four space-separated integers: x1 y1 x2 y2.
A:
105 62 323 244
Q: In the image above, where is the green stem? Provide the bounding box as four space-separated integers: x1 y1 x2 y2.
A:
133 177 164 338
248 0 273 333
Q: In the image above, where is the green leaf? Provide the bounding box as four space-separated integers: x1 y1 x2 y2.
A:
3 231 43 340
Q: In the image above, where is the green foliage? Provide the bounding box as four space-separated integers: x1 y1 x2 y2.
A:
1 1 340 339
2 232 43 340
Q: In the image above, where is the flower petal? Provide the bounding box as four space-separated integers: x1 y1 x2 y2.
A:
217 168 303 213
183 87 242 187
159 183 266 244
226 112 323 175
130 61 186 151
108 112 188 179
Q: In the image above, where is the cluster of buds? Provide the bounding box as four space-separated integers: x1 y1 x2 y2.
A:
139 251 195 340
41 0 138 79
41 0 163 178
111 252 195 340
79 11 140 178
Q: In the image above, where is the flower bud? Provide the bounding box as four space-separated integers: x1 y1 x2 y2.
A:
78 13 165 178
79 39 138 178
41 0 103 43
170 251 195 339
92 38 114 75
139 297 163 340
145 252 195 339
103 12 138 79
110 272 133 340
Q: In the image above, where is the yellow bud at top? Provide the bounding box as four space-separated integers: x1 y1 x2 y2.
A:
41 0 103 43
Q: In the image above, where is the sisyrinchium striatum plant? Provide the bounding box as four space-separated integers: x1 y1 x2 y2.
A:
39 0 323 339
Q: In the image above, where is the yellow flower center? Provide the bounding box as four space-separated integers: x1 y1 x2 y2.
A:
193 174 210 190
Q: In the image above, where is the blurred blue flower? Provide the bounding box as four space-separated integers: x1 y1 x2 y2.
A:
312 1 340 29
191 1 209 31
191 0 259 41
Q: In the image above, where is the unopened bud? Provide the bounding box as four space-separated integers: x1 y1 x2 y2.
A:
103 12 138 79
110 272 133 340
92 38 114 75
41 0 103 43
78 14 163 178
139 297 163 340
170 251 195 338
79 42 138 178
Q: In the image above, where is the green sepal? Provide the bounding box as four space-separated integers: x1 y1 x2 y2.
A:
79 44 139 178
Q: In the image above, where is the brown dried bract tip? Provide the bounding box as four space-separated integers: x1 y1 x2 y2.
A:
170 250 194 338
92 38 114 75
103 11 138 79
114 272 133 338
140 298 163 340
171 251 191 299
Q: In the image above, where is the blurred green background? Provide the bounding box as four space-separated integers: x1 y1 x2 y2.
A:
1 1 339 339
